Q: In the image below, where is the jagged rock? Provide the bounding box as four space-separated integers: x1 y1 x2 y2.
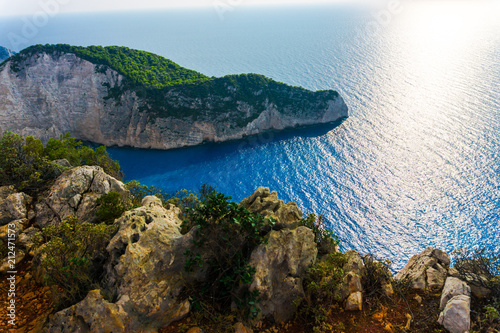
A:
35 166 128 228
427 263 448 292
234 322 253 333
345 291 363 311
448 267 461 278
344 250 366 277
249 226 317 323
0 186 15 199
104 195 198 330
18 226 39 256
440 277 471 310
395 247 450 292
0 218 27 241
44 290 129 332
462 272 492 299
44 196 197 331
240 187 303 228
338 272 363 301
338 251 365 310
0 249 26 274
0 189 32 226
438 295 471 333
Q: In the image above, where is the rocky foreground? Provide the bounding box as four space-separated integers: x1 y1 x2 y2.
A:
0 166 489 333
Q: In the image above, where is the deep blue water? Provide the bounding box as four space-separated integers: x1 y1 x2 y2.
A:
2 2 500 270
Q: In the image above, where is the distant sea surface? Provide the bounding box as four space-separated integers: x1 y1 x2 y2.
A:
2 1 500 270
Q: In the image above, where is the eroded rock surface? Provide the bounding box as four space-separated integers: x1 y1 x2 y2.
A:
440 277 471 310
240 187 303 228
249 226 317 323
35 166 128 227
44 196 198 331
395 247 450 292
438 295 471 333
0 187 32 226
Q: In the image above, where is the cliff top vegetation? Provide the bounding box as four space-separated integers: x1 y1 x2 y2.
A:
6 44 210 89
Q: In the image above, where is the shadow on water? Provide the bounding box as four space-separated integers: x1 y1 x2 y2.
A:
106 118 348 181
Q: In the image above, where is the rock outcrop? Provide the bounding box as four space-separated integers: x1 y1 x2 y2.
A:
34 166 129 228
438 294 471 333
104 196 198 330
0 186 32 226
338 250 366 311
43 290 129 333
45 195 200 331
0 186 33 273
395 247 450 292
439 277 471 310
240 187 303 228
0 48 348 150
249 226 317 323
438 277 471 333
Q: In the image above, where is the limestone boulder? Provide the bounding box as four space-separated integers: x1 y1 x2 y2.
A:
395 247 450 292
43 290 129 332
338 272 363 301
35 166 129 227
240 187 303 228
249 226 317 323
338 250 365 310
105 195 199 329
438 295 471 333
344 250 366 277
0 218 27 241
0 187 32 226
440 277 471 310
345 291 363 311
44 196 198 331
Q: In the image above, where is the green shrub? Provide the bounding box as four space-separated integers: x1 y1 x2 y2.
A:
453 248 500 332
299 213 340 253
298 252 346 332
34 216 117 309
183 190 275 319
44 132 123 180
126 180 169 208
362 255 393 309
0 132 62 192
95 191 126 224
304 252 346 303
0 131 123 194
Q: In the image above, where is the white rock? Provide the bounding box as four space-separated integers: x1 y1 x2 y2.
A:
440 277 471 310
438 295 471 333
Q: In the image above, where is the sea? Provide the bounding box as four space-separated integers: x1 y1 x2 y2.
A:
1 1 499 270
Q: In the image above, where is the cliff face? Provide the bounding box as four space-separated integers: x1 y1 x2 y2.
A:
0 51 348 149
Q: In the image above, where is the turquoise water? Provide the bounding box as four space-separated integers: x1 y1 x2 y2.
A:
2 2 500 269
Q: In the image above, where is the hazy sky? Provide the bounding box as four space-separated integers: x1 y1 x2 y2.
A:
0 0 369 16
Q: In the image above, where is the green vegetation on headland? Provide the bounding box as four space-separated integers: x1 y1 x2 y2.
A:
7 44 210 89
1 132 499 333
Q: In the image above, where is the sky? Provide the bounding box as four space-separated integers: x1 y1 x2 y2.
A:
0 0 371 17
